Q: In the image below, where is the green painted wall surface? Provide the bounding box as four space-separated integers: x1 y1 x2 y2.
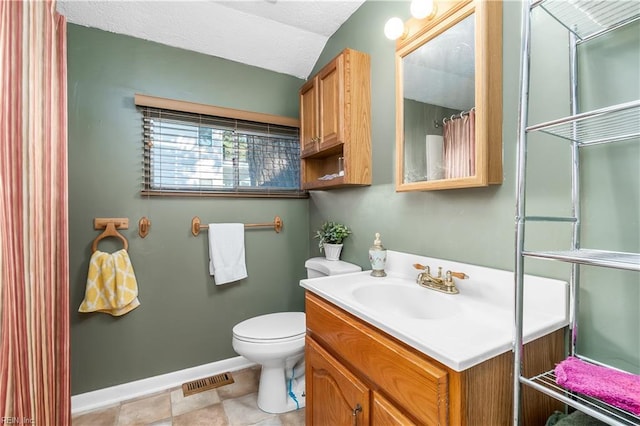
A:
67 25 309 394
309 2 639 372
68 0 638 396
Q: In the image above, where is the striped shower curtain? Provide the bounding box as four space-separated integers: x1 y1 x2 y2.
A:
0 1 70 424
443 109 476 179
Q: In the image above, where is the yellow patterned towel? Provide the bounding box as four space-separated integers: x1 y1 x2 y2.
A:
79 249 140 316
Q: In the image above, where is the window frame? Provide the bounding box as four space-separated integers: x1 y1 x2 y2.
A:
135 94 307 198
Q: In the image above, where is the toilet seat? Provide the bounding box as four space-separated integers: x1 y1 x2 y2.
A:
233 312 305 344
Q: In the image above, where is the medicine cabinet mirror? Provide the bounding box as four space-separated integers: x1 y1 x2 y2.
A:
395 0 503 191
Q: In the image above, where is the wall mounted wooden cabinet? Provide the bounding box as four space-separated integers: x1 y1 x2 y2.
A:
395 0 503 191
305 292 563 425
299 48 372 190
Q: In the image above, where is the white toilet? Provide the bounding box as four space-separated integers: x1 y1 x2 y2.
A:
232 257 361 413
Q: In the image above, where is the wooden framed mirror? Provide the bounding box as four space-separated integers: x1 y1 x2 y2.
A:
395 0 502 191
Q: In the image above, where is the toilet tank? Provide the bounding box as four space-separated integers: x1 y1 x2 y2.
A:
305 257 361 279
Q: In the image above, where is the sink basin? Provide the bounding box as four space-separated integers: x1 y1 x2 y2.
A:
351 284 461 320
300 250 568 371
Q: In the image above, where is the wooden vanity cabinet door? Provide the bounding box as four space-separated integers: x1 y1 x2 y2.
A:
372 391 417 426
306 336 370 426
306 292 448 425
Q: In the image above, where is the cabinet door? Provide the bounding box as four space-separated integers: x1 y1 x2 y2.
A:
306 337 369 426
372 391 417 425
306 293 449 424
299 78 318 157
317 53 344 151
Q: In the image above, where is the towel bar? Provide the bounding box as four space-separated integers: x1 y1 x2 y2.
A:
191 216 283 236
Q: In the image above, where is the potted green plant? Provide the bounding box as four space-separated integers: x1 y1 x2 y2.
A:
314 221 352 260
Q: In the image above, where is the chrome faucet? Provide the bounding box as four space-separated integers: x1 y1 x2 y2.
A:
413 263 468 295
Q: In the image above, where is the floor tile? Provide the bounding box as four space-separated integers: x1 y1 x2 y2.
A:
223 393 277 426
117 392 172 426
71 366 305 426
171 386 221 416
279 408 305 426
251 417 283 426
172 403 229 426
217 367 261 400
72 404 119 426
147 419 172 426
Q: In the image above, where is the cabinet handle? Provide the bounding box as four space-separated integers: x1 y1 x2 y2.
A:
352 403 362 426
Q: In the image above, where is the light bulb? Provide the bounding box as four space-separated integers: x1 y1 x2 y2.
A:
410 0 435 19
384 17 405 40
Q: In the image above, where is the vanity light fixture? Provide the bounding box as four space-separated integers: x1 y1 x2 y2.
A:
384 0 437 41
410 0 436 20
384 17 407 40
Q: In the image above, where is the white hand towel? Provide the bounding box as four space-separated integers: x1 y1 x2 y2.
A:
208 223 248 285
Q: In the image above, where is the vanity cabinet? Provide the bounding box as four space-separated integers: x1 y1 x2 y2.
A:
299 48 371 190
305 292 563 425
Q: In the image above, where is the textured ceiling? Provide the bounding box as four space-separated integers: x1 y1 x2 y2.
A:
57 0 366 79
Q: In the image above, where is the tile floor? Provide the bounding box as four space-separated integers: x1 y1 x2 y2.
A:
71 367 305 426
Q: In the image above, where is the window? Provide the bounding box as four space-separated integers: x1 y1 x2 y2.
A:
136 94 305 198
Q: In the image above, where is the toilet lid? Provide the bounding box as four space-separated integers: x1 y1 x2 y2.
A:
233 312 306 342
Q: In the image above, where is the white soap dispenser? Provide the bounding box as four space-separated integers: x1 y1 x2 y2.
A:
368 232 387 277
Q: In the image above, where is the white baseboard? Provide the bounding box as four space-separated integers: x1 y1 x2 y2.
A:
71 356 255 415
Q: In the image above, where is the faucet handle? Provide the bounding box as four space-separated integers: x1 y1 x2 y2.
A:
415 264 468 279
412 263 431 274
449 271 469 279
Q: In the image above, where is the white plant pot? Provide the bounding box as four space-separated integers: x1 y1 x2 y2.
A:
323 243 343 261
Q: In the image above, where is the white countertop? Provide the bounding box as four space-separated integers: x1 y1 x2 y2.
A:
300 250 568 372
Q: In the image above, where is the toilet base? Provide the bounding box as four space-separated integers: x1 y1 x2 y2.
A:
231 311 307 414
256 365 306 414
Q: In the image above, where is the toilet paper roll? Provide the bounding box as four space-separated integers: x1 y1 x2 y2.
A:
426 135 444 180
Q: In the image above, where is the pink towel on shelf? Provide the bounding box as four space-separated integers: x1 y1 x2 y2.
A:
555 356 640 415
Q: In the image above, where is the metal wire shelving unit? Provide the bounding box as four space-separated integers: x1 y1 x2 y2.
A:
513 0 640 425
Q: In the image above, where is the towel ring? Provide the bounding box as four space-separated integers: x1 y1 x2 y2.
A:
92 222 129 252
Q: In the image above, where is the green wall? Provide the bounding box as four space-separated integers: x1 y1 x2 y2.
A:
68 1 639 396
308 2 639 373
67 25 309 395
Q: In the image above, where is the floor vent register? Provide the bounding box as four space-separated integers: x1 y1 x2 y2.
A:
182 372 235 397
